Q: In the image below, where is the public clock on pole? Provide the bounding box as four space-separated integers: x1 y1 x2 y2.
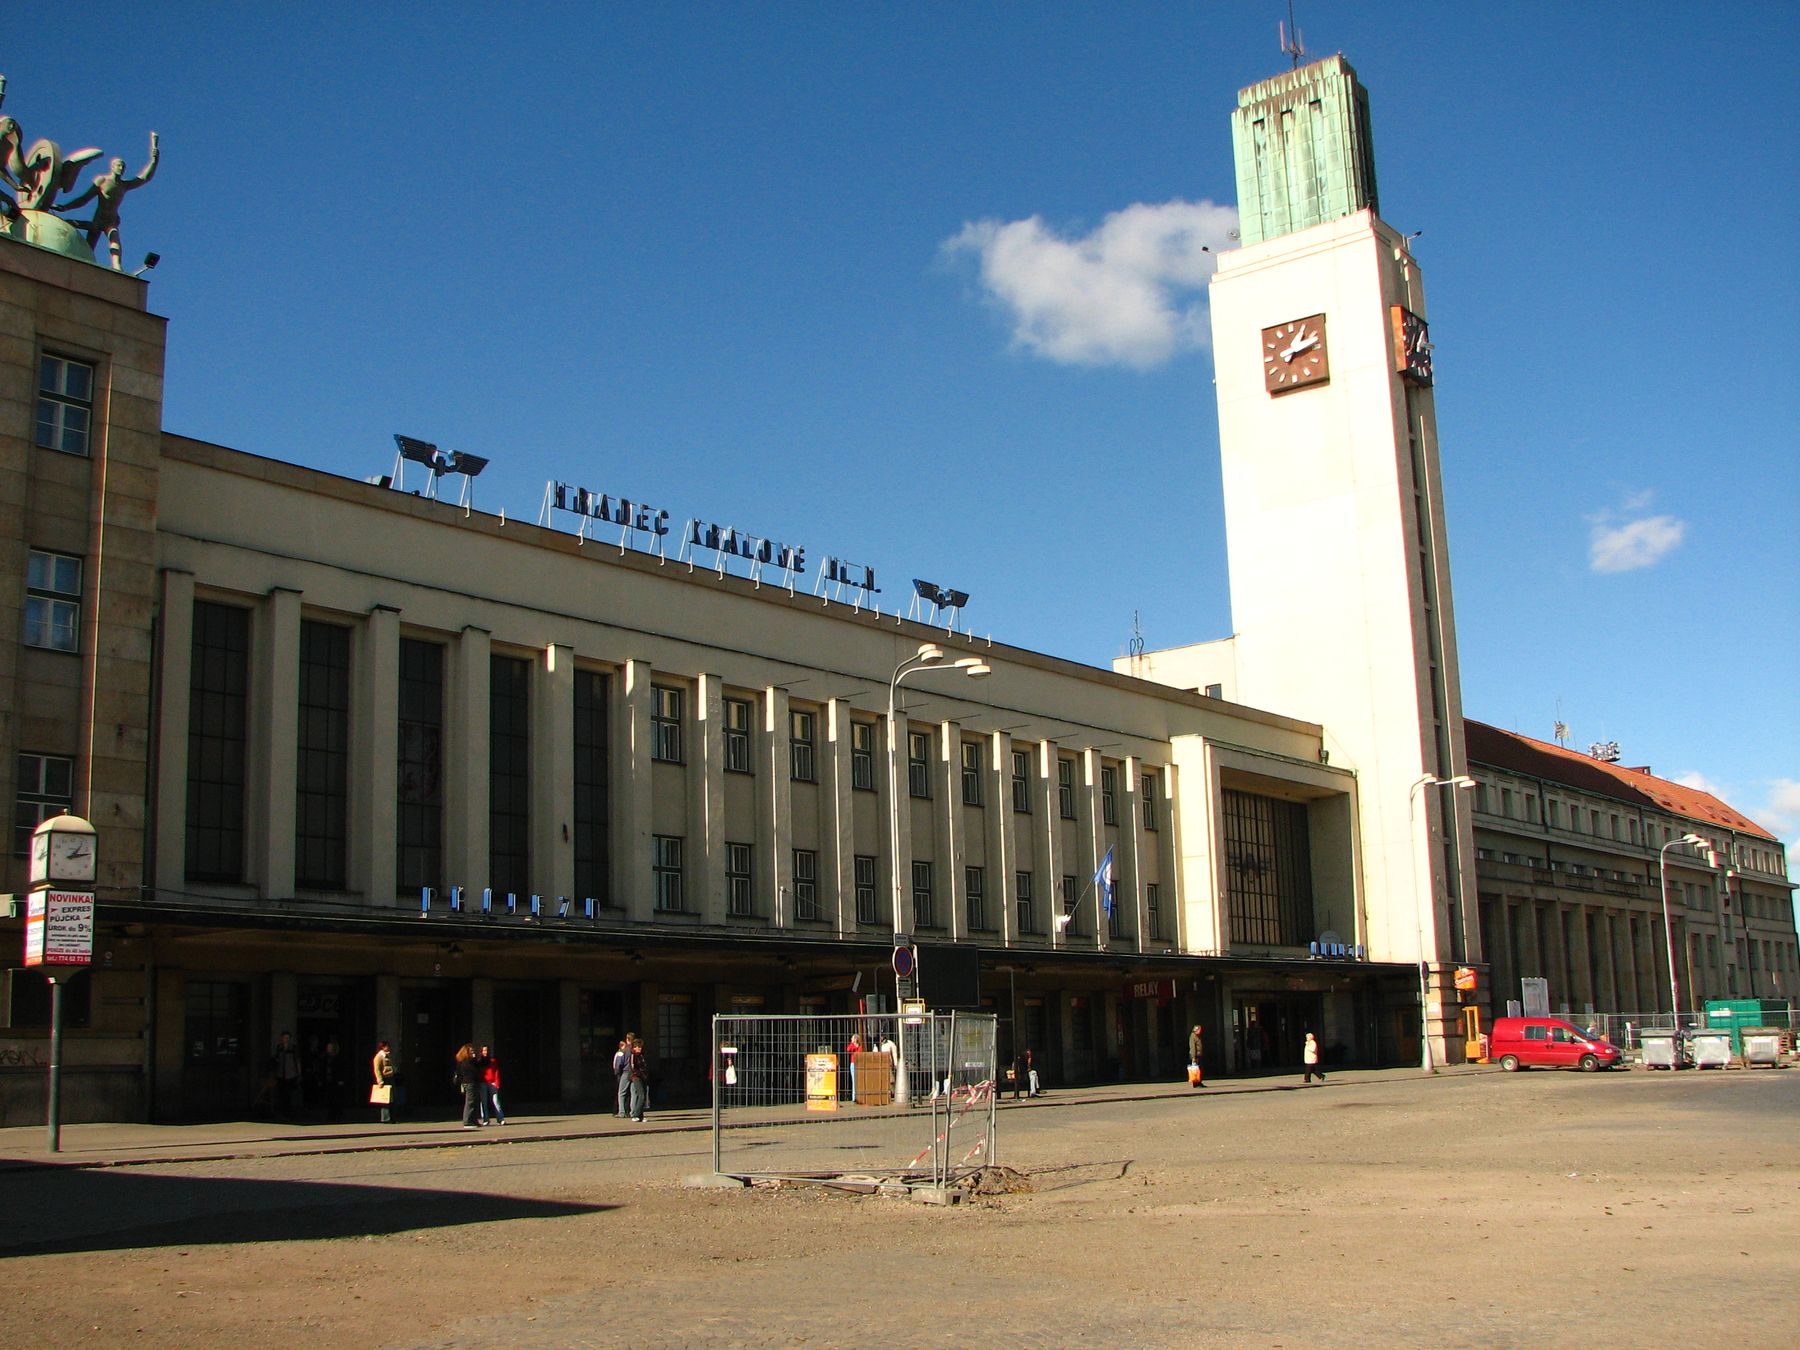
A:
1262 314 1330 394
30 814 97 887
1390 305 1433 385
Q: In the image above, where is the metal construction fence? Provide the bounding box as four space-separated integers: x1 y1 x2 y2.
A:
710 1012 998 1187
1547 1010 1798 1055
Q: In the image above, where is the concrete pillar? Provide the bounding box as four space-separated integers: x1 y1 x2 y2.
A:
447 627 491 898
1079 747 1104 947
374 974 400 1045
471 977 494 1049
558 979 581 1101
939 720 965 939
270 971 298 1041
760 685 793 926
692 673 726 923
618 659 653 920
1119 755 1144 952
825 698 856 936
1036 740 1064 941
153 569 194 895
532 643 575 904
354 605 400 905
254 586 302 898
989 732 1016 943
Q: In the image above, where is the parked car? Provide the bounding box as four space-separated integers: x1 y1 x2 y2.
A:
1489 1017 1623 1072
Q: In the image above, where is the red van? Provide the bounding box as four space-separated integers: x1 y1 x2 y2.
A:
1488 1017 1623 1072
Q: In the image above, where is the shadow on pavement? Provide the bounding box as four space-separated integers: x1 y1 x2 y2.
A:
0 1163 612 1258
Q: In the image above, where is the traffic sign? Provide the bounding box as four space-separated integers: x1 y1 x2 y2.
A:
892 944 915 978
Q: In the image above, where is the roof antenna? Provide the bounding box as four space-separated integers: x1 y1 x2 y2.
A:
1280 1 1306 69
1129 610 1145 663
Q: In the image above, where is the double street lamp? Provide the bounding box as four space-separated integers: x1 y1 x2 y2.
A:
886 642 990 1104
1408 772 1476 1074
1657 831 1714 1026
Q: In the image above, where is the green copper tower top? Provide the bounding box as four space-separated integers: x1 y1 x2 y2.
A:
1230 54 1378 247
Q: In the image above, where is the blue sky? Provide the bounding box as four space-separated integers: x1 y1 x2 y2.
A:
11 4 1798 873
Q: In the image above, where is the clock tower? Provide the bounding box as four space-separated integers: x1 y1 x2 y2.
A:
1209 57 1480 1052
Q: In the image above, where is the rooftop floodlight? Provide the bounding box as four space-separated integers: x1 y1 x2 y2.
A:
131 251 161 277
394 434 440 466
943 589 970 610
446 451 489 477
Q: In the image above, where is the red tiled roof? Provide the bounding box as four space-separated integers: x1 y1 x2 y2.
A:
1463 719 1777 842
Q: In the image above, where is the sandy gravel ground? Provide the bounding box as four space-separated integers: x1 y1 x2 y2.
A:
2 1067 1794 1349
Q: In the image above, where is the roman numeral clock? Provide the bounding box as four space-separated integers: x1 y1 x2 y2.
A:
1262 314 1329 393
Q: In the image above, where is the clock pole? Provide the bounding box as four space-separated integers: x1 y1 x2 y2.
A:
26 814 98 1153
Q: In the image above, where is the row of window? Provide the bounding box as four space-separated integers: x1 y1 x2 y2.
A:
648 833 1167 940
654 686 1160 825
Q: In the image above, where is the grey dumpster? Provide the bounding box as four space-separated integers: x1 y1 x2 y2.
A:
1639 1029 1682 1069
1742 1029 1783 1068
1690 1030 1733 1068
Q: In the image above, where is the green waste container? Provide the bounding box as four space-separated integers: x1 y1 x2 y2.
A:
1702 999 1793 1054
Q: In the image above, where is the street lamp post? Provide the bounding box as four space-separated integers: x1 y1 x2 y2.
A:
1408 773 1476 1074
886 642 990 1105
1656 832 1712 1025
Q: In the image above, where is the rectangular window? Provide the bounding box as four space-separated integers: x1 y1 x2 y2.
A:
1147 882 1164 941
794 848 819 920
723 696 753 774
653 835 684 912
790 709 816 782
726 842 754 917
1223 788 1314 946
489 654 531 900
294 620 350 890
908 730 931 799
574 668 611 907
961 741 983 806
1061 874 1081 935
966 865 988 930
186 600 250 883
9 967 91 1029
850 722 875 791
181 979 245 1062
24 550 82 652
1011 751 1031 813
912 860 936 929
14 753 74 856
657 994 693 1060
855 854 879 925
397 638 444 897
1108 885 1126 940
1101 766 1118 826
652 685 683 763
36 354 94 455
1016 870 1036 934
1058 758 1076 819
1141 774 1158 831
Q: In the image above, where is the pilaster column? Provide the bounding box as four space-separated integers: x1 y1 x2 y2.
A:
354 605 400 903
447 627 491 898
618 659 653 920
254 586 301 898
152 569 194 896
1119 755 1144 952
939 720 966 939
760 686 792 926
693 674 726 924
988 732 1016 944
1036 740 1064 941
534 642 575 903
825 698 857 936
1079 747 1104 948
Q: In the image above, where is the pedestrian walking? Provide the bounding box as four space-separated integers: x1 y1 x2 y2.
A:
271 1031 302 1116
480 1045 506 1124
1303 1031 1324 1084
1024 1046 1041 1097
371 1039 398 1124
1187 1024 1205 1088
454 1043 483 1128
844 1030 863 1103
627 1036 649 1122
612 1036 633 1118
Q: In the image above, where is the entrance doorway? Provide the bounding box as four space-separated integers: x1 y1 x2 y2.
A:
493 982 560 1104
399 983 469 1116
1232 994 1324 1073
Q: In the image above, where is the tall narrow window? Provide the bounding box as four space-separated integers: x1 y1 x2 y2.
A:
793 848 819 920
1101 766 1118 826
24 550 82 652
912 860 936 929
961 742 983 806
186 601 250 883
965 865 988 930
850 722 875 791
653 835 684 911
790 709 816 782
1011 751 1031 813
294 620 350 890
574 668 611 907
726 842 754 916
854 854 879 925
36 354 94 455
652 685 683 763
1108 885 1126 940
489 654 531 900
1147 882 1164 941
1016 870 1036 934
724 696 753 774
1141 773 1158 831
1061 874 1080 935
397 638 444 897
15 753 73 856
1222 788 1314 946
908 730 931 798
1058 758 1076 820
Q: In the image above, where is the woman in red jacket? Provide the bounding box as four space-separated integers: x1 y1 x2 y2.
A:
479 1045 506 1124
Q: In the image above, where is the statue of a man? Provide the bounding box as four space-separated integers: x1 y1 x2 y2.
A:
61 131 159 270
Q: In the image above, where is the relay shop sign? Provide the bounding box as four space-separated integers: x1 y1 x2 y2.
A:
23 891 94 967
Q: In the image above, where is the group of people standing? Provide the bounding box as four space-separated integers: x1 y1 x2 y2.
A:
454 1044 507 1128
611 1035 650 1122
262 1030 349 1120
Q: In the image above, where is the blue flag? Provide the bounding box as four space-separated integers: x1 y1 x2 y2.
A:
1095 846 1116 916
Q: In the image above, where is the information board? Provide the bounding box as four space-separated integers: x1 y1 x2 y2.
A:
23 891 94 967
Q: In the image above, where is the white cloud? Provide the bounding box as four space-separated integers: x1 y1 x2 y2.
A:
1762 778 1800 834
1588 509 1686 573
1672 770 1725 797
943 200 1238 369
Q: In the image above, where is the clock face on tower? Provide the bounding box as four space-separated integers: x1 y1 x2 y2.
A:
1390 305 1433 386
1262 315 1330 394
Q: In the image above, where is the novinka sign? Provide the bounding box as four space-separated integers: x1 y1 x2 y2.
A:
23 890 93 967
542 478 883 603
